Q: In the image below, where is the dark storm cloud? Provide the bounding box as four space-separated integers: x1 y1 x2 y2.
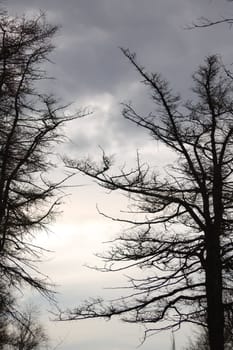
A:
6 0 233 100
5 0 233 156
5 0 233 105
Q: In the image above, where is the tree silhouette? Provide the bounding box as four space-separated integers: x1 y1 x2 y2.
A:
184 304 233 350
0 11 84 300
9 305 48 350
0 280 49 350
0 282 14 349
64 50 233 350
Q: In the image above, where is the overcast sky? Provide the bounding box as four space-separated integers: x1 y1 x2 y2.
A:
4 1 233 350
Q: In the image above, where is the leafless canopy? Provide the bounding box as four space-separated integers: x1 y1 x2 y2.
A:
64 50 233 350
0 12 84 299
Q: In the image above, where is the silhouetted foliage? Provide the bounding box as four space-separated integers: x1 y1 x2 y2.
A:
9 305 48 350
0 11 84 300
0 297 48 350
184 294 233 350
64 50 233 350
184 318 233 350
0 280 48 350
0 283 13 349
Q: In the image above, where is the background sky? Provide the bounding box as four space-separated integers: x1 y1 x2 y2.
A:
4 1 233 349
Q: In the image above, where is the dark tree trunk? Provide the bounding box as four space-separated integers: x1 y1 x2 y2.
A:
205 228 224 350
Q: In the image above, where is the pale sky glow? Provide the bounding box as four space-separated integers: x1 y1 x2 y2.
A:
5 0 233 349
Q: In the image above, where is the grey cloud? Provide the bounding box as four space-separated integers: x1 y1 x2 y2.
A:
7 0 230 102
6 0 233 107
3 1 233 349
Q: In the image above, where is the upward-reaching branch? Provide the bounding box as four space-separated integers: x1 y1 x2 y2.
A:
64 52 233 350
0 12 86 300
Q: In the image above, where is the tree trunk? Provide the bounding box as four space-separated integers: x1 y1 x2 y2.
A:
205 229 224 350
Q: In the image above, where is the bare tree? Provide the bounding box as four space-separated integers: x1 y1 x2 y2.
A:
63 51 233 350
9 306 48 350
184 302 233 350
0 11 84 300
0 282 49 350
184 324 233 350
0 283 14 349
